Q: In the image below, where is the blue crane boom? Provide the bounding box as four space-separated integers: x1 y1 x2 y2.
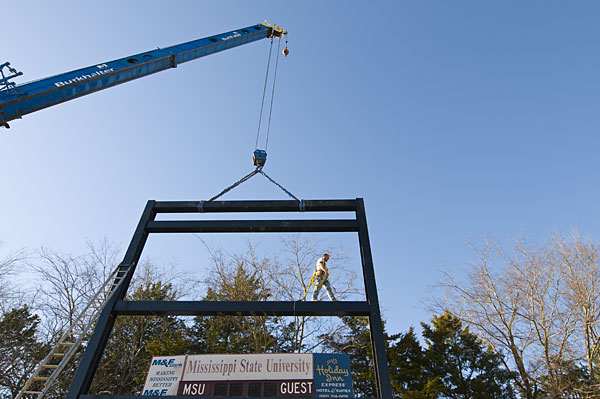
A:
0 21 286 128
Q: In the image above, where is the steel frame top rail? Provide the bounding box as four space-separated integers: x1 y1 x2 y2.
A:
154 199 358 213
67 198 393 399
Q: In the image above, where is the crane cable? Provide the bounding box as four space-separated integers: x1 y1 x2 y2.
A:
199 34 304 210
264 37 281 151
255 37 282 151
255 38 274 150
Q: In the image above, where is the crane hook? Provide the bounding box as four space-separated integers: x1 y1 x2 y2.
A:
283 37 289 57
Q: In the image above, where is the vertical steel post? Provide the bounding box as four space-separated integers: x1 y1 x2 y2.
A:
67 201 157 399
355 198 393 398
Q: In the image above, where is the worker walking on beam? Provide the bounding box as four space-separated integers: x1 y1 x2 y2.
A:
312 253 337 301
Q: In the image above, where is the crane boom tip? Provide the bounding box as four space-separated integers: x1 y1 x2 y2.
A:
261 19 287 38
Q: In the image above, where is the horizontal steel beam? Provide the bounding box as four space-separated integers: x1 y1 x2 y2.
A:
114 300 370 317
153 199 358 213
146 219 359 233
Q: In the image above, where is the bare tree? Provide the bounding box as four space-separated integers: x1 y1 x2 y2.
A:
509 237 580 397
90 276 188 395
435 238 540 398
552 231 600 390
435 234 600 398
29 240 120 341
272 235 361 352
194 235 361 353
189 239 276 354
30 242 189 398
0 241 27 311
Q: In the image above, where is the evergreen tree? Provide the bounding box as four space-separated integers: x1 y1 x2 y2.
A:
540 359 598 398
325 313 516 398
388 328 442 398
322 316 379 397
421 312 516 399
190 264 279 354
0 306 48 399
90 281 190 395
324 317 442 398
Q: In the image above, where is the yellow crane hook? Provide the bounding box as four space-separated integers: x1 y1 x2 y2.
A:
283 37 289 56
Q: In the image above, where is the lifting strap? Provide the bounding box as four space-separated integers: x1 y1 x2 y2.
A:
199 167 304 210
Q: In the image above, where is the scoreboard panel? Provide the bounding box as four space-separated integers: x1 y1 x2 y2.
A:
143 353 353 398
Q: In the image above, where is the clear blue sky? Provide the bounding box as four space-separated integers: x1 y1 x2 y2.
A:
2 1 600 335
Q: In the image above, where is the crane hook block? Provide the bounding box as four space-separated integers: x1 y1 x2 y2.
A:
283 47 289 57
253 149 267 168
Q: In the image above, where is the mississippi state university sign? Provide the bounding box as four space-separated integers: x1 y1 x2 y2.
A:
142 353 353 398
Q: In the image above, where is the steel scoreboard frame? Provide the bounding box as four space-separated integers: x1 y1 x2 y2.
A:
67 199 393 399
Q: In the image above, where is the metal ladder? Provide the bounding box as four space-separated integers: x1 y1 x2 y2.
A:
16 264 129 399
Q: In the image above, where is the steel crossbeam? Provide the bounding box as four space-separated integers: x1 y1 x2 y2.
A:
67 199 393 399
113 300 371 317
146 219 359 233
